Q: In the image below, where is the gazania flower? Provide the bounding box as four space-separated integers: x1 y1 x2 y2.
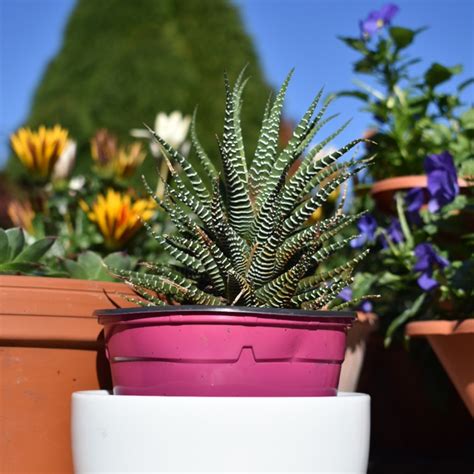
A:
7 200 35 234
80 189 156 249
113 143 146 178
10 125 69 179
91 129 118 166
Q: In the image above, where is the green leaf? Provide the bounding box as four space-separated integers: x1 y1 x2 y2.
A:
0 229 10 264
457 77 474 92
389 27 416 49
337 90 369 102
424 63 462 89
63 259 88 280
5 228 25 261
338 36 368 53
385 293 426 346
13 237 55 263
0 262 41 274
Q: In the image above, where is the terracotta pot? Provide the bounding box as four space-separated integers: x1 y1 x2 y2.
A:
0 275 136 474
406 319 474 417
338 311 378 392
371 175 469 214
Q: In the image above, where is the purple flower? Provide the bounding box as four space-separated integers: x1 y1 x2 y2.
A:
351 213 377 248
360 3 399 37
381 218 404 248
404 187 424 224
413 243 449 291
359 300 373 313
425 152 459 212
338 287 353 302
338 287 373 313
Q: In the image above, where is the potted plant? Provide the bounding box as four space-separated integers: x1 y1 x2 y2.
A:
94 69 377 398
349 167 473 415
72 69 373 474
1 123 167 473
339 4 473 212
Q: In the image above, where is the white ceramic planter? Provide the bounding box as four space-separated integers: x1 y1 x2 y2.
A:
72 391 370 473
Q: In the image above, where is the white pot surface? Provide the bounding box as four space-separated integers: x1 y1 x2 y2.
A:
72 391 370 473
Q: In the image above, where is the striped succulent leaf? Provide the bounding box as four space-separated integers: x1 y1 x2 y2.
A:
121 70 373 310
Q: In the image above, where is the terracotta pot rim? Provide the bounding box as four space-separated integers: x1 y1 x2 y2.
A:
371 175 469 196
96 305 356 325
406 319 474 337
0 274 130 291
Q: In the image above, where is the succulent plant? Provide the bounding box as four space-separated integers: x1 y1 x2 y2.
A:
0 228 55 275
114 70 374 310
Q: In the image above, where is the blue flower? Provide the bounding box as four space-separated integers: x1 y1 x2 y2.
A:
338 287 373 313
360 4 399 37
404 187 424 224
425 152 459 212
413 243 449 291
351 213 377 248
359 300 373 313
338 287 353 302
381 218 404 248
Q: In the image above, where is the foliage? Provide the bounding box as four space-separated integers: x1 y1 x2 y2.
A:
6 124 166 281
113 70 373 310
0 227 55 275
10 0 270 183
353 191 474 345
339 7 474 180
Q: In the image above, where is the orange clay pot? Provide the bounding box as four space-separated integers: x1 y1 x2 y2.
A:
371 175 469 214
0 275 136 473
406 319 474 417
338 311 378 392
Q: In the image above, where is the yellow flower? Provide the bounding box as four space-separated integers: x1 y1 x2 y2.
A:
309 206 323 223
90 129 118 166
114 143 146 178
7 200 35 234
10 125 68 179
80 189 155 249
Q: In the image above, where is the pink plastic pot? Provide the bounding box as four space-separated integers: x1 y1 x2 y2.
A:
97 306 355 397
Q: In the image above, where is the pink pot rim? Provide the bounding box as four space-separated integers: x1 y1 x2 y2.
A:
97 305 355 328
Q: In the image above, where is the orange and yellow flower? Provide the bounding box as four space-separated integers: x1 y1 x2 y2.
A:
7 200 35 234
91 129 145 179
114 143 146 178
10 125 69 179
80 189 155 249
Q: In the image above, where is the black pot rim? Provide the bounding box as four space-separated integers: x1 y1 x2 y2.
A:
96 305 356 324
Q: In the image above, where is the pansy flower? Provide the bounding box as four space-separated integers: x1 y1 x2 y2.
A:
350 213 377 248
425 152 459 212
380 218 404 248
338 287 373 313
360 4 399 37
413 243 449 291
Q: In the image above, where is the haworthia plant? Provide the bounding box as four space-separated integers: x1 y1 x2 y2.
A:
114 71 373 310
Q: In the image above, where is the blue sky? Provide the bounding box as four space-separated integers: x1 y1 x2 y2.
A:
1 0 473 167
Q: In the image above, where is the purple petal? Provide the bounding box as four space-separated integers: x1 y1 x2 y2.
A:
357 214 378 240
359 300 373 313
425 152 459 211
379 3 400 22
338 287 353 302
387 218 404 244
417 272 439 291
405 187 424 212
350 234 368 249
